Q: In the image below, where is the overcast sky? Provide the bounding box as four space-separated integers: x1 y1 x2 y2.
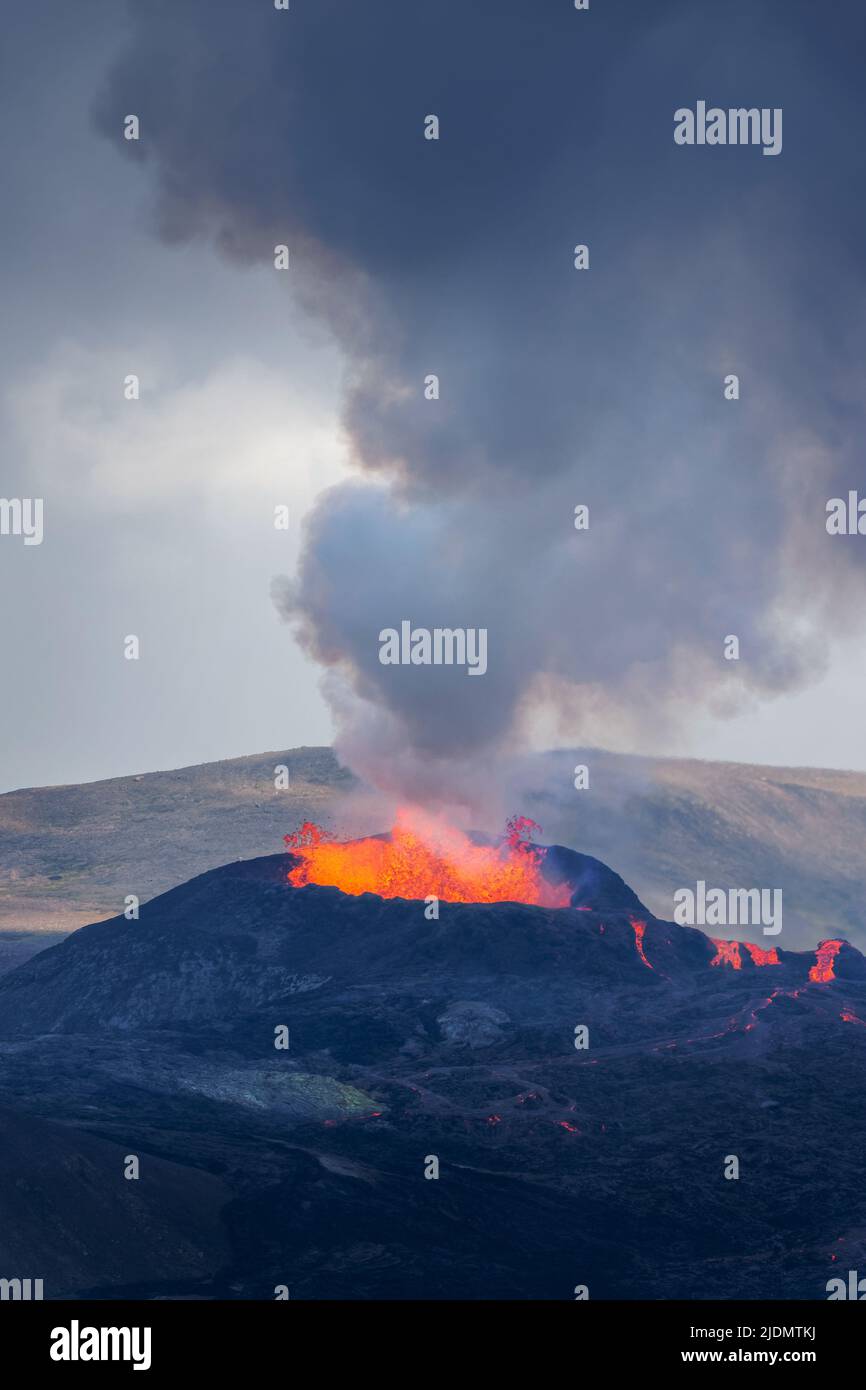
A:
0 3 348 793
3 1 866 795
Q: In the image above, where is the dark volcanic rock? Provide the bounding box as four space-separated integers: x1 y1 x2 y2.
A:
1 846 865 1300
0 848 856 1036
0 1105 229 1298
542 843 647 914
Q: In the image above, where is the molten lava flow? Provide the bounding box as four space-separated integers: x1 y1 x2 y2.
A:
744 943 780 967
810 940 843 983
284 809 571 907
630 919 654 970
710 939 742 969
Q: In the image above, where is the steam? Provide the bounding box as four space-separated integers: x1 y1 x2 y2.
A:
96 1 866 806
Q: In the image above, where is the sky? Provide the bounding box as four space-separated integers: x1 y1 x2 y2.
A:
2 0 866 795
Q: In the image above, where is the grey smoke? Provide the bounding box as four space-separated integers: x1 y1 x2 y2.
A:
95 0 866 802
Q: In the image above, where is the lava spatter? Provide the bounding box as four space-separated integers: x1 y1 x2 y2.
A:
630 919 655 970
744 943 780 966
710 939 742 969
284 809 570 907
810 940 844 983
710 940 781 969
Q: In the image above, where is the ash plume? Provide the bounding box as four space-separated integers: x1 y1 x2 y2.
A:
96 0 866 805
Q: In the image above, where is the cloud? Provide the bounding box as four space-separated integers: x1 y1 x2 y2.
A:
94 0 866 800
6 343 348 516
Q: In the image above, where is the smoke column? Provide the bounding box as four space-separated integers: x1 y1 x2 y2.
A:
96 0 866 804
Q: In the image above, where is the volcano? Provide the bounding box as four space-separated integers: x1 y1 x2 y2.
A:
285 811 573 907
0 833 864 1299
284 810 645 912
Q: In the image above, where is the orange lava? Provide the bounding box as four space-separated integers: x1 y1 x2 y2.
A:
810 940 843 983
631 919 655 970
284 809 571 907
744 943 780 966
710 938 742 969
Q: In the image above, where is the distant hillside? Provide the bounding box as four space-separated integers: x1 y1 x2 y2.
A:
0 746 352 937
523 749 866 951
1 745 865 955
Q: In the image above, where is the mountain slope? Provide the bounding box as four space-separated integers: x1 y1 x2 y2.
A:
0 847 861 1036
2 745 866 953
1 846 865 1298
0 1105 230 1298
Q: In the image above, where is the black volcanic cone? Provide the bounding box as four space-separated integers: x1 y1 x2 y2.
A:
1 846 866 1299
